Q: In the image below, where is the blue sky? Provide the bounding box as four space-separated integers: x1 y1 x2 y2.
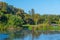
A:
0 0 60 15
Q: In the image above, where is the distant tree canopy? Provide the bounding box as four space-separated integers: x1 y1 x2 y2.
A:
0 2 60 28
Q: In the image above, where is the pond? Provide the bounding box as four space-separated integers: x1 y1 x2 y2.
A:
0 30 60 40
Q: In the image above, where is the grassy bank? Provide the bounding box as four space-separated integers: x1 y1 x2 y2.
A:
23 24 60 31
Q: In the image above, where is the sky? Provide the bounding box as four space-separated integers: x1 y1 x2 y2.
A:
0 0 60 15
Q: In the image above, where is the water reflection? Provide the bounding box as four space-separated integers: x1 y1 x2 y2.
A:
0 30 60 40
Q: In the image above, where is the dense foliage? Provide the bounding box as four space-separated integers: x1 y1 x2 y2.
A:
0 2 60 31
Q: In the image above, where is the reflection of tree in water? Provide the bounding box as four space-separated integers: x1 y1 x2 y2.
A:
6 30 31 40
33 31 41 38
3 30 41 40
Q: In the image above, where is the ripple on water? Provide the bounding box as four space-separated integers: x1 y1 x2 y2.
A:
39 33 60 40
0 34 9 40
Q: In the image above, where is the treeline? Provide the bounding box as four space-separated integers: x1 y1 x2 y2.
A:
0 2 60 31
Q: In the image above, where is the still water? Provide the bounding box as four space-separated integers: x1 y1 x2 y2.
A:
0 30 60 40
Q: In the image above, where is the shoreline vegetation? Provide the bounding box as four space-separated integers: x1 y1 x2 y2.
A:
0 2 60 32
